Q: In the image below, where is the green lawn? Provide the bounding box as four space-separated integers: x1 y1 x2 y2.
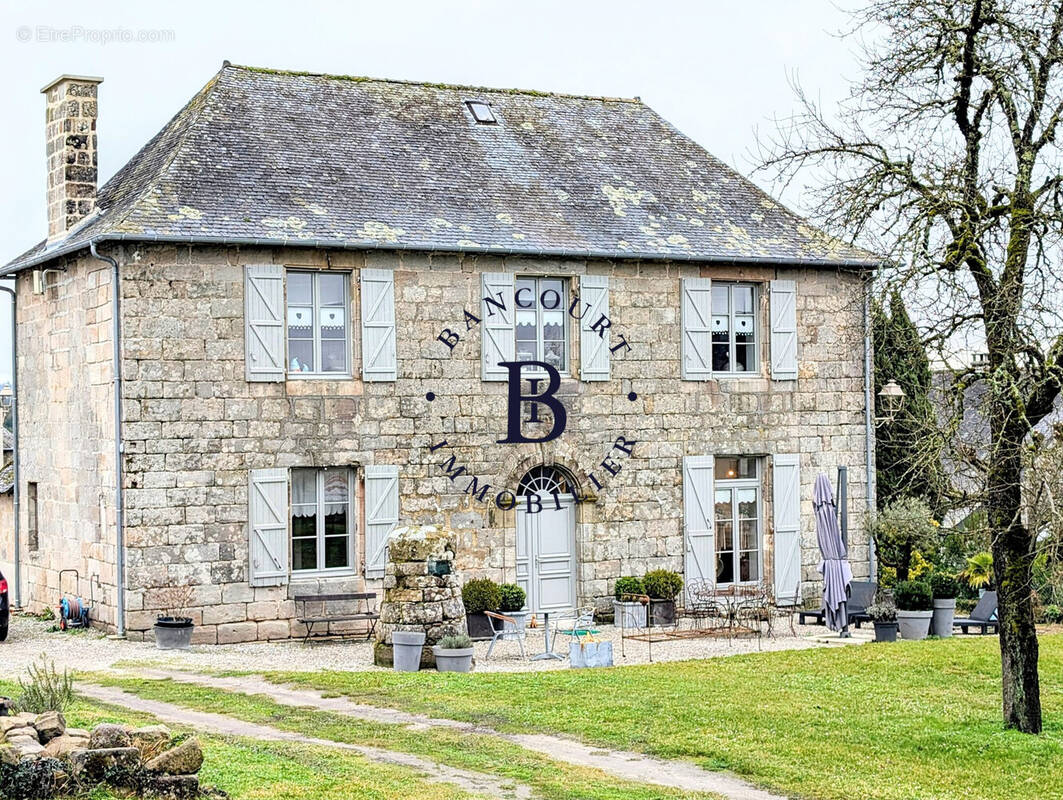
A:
240 635 1063 800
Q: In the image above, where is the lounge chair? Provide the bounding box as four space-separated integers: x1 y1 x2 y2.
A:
797 580 876 626
953 591 998 635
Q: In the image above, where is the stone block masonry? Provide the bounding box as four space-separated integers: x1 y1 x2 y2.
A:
19 242 872 641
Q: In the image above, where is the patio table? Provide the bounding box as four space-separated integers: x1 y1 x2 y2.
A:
530 611 565 661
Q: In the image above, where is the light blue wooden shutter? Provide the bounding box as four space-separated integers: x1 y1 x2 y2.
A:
248 468 289 587
580 275 610 381
481 272 515 381
364 465 400 578
681 277 712 380
770 279 798 380
683 455 715 598
361 268 397 381
773 453 802 605
244 265 285 382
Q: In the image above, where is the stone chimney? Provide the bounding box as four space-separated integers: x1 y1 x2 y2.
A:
41 74 103 242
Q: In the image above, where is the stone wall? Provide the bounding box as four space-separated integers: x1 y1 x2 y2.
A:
18 242 872 640
14 257 119 625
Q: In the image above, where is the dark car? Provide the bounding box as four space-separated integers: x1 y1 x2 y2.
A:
0 568 9 641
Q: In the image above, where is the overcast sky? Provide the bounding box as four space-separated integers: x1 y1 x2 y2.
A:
0 0 865 384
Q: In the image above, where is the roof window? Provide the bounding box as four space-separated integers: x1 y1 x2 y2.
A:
466 100 497 125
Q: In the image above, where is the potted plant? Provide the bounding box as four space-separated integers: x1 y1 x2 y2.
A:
612 576 647 628
894 580 933 640
929 571 960 637
866 598 899 642
643 570 683 626
154 583 196 650
432 632 475 673
461 578 501 640
497 583 530 632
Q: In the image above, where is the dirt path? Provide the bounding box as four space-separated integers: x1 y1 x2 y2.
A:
129 669 787 800
79 683 535 800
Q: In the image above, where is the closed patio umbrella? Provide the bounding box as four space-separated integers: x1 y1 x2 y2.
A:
814 473 853 635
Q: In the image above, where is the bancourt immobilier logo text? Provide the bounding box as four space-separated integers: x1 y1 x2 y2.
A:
427 282 639 513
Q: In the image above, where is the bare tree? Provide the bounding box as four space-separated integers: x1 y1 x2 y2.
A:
762 0 1063 733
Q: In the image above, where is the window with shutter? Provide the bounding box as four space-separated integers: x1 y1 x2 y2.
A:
481 272 515 381
681 277 712 380
579 275 609 381
683 455 715 598
772 453 802 605
770 279 798 380
361 268 397 381
248 468 290 587
244 265 285 382
364 465 400 578
287 271 351 376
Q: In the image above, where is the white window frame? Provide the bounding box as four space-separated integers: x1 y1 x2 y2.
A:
514 276 570 376
290 467 356 578
711 282 759 377
285 270 352 379
714 457 763 586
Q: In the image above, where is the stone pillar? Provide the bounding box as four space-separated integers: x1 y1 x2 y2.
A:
42 74 103 242
374 525 467 668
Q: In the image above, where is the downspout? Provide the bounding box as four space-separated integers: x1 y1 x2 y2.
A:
0 284 19 608
863 275 877 582
89 242 125 637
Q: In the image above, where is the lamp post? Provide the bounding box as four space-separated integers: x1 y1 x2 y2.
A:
876 379 906 425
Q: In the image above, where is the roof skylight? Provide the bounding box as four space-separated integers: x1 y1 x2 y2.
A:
466 100 497 125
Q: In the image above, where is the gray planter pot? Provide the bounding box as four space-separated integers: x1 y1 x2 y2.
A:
896 610 933 640
931 599 956 637
391 630 427 672
648 599 677 627
154 618 194 650
432 645 475 673
873 621 898 643
502 610 531 635
613 600 647 629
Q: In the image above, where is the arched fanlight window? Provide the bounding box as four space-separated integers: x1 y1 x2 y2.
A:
517 464 576 496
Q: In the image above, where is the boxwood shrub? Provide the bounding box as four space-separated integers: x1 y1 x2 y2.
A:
461 578 501 614
929 571 961 600
894 580 933 611
643 569 683 600
497 583 527 612
613 576 645 600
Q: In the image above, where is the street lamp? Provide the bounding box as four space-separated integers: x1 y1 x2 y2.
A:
876 379 906 425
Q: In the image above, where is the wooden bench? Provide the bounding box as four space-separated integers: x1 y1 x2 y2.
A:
294 592 379 644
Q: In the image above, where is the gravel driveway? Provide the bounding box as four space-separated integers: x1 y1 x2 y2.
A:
0 613 857 679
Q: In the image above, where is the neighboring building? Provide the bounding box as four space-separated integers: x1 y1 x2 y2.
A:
0 429 13 569
2 64 878 642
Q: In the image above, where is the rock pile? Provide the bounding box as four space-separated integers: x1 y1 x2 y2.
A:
374 524 467 668
0 712 206 799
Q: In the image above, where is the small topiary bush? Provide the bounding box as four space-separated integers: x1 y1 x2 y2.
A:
497 583 527 612
894 580 933 611
613 576 645 600
461 578 501 614
437 633 473 649
643 570 683 600
929 571 960 600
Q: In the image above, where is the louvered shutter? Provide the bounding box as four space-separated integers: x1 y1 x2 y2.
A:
364 465 400 578
770 280 798 380
361 268 397 381
481 272 515 381
248 468 289 587
683 455 715 600
773 453 802 605
244 265 285 382
681 277 712 380
579 275 610 381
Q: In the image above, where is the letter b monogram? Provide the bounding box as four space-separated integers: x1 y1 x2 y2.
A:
496 361 567 444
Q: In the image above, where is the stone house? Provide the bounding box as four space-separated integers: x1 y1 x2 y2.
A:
2 64 879 642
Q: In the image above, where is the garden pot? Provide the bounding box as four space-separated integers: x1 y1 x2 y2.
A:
896 610 933 640
391 630 427 672
465 612 494 640
931 599 956 637
648 599 676 627
873 621 899 643
613 600 647 629
154 617 194 650
502 610 531 634
432 645 475 673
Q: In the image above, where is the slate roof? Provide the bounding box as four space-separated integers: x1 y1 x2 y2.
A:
3 63 880 273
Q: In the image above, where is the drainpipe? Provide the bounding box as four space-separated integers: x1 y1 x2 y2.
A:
0 283 19 608
863 276 877 581
89 242 125 637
